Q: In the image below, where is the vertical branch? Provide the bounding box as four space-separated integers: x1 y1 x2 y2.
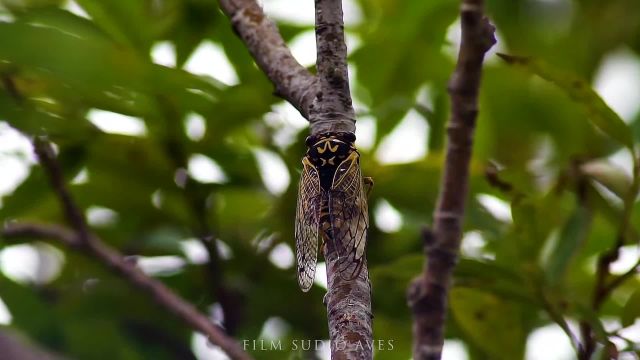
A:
312 1 371 359
407 1 495 359
311 0 356 135
324 260 373 360
159 98 243 335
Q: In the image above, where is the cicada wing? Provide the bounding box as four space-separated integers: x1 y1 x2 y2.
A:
295 157 322 292
329 151 369 281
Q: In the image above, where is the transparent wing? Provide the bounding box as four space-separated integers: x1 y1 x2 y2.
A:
295 157 321 292
329 151 369 280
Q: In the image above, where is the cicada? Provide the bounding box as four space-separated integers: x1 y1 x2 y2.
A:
295 131 369 292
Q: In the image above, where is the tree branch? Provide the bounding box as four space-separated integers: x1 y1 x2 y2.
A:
160 109 244 335
218 0 319 119
408 1 495 359
2 222 252 360
309 0 356 134
6 138 253 360
310 1 371 359
324 259 373 360
33 138 91 244
579 154 640 360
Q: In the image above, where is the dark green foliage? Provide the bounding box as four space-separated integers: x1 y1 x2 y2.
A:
0 0 639 359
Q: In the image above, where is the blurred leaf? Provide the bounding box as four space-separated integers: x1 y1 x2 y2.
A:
455 259 536 303
0 19 219 124
621 288 640 327
450 288 526 359
73 0 155 49
1 0 640 358
498 53 634 150
172 0 219 67
217 188 273 240
0 273 64 349
372 315 412 360
353 0 457 139
544 204 593 284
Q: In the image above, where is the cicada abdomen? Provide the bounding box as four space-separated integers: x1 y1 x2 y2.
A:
294 132 369 292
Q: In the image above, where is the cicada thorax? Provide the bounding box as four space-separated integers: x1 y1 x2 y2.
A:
304 132 357 250
305 132 357 190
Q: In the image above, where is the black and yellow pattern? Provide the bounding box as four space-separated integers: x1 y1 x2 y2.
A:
295 132 369 292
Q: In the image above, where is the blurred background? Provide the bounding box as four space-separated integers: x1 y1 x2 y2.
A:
0 0 639 359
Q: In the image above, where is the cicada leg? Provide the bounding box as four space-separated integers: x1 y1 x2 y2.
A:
363 176 374 198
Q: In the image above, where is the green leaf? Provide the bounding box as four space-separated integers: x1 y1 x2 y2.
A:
353 0 457 140
622 288 640 327
498 53 634 149
0 273 64 348
73 0 156 50
455 259 535 303
543 205 593 285
450 288 526 359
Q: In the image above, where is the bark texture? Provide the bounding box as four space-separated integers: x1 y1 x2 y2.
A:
312 1 371 359
407 1 496 359
218 0 356 134
324 259 373 360
309 0 356 134
218 0 318 119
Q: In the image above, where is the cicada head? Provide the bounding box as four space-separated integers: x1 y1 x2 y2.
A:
305 132 356 168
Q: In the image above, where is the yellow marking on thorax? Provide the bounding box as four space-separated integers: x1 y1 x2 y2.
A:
316 140 339 154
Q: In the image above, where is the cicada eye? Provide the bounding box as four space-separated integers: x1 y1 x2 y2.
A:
343 132 356 143
305 136 315 146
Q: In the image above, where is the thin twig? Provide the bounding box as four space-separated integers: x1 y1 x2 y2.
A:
159 104 244 335
32 138 91 243
2 223 79 247
535 284 581 352
218 0 319 119
580 153 640 360
602 259 640 296
12 139 253 360
407 1 495 359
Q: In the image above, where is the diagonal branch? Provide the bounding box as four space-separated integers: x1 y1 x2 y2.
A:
9 138 253 360
160 107 244 335
2 222 252 360
310 0 356 134
407 1 495 359
33 138 91 243
218 0 319 119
